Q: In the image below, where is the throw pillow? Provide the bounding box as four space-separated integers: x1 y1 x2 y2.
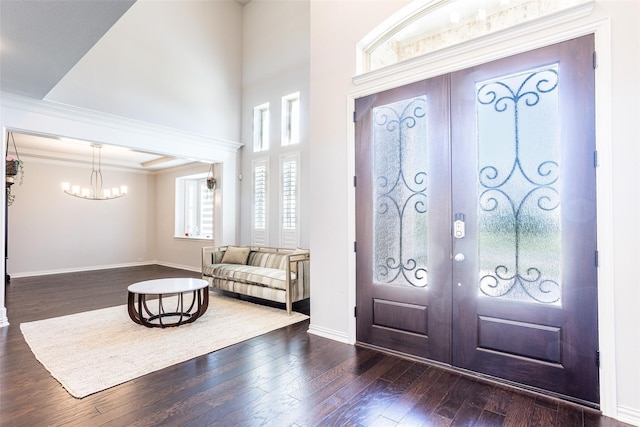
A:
221 246 251 265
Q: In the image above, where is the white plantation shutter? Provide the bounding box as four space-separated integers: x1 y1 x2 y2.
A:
199 179 214 237
252 159 268 246
282 160 296 229
184 179 198 235
281 153 299 248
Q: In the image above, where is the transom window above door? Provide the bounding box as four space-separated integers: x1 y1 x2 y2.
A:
358 0 593 73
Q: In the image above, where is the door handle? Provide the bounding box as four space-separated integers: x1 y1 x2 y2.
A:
454 213 465 238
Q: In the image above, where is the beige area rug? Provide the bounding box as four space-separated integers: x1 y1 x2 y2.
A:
20 293 308 399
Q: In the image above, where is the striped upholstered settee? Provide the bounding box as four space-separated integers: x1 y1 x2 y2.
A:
201 246 310 315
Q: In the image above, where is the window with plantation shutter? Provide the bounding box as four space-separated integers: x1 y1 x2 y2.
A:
280 153 299 248
175 173 214 239
196 178 214 237
252 159 269 246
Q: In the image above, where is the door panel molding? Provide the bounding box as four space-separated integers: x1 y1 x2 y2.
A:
373 299 428 335
477 316 562 364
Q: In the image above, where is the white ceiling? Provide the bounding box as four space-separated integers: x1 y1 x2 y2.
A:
0 0 249 98
5 132 197 171
0 0 137 99
0 0 247 170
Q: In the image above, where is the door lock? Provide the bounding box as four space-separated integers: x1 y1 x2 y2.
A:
454 253 465 262
454 213 465 239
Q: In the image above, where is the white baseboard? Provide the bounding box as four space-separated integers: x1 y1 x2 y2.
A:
155 261 200 273
7 261 200 279
7 261 156 278
307 323 353 344
0 307 9 328
617 406 640 426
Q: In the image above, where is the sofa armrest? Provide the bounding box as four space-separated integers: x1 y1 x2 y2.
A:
284 250 310 315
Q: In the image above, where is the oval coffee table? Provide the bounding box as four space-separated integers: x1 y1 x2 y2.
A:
127 278 209 328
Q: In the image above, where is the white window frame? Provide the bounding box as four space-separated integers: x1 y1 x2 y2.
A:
253 102 270 152
252 158 269 246
175 173 214 239
281 92 300 146
280 152 300 248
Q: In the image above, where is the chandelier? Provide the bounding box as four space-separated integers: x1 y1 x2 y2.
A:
62 144 128 200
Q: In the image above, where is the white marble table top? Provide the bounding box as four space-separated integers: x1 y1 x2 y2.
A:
127 278 209 294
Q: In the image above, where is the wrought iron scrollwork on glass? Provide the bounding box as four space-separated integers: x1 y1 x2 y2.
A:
476 66 561 304
373 96 428 288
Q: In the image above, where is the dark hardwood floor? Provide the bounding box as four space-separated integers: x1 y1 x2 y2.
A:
0 265 632 427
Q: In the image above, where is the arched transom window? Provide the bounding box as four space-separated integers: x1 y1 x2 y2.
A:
358 0 593 74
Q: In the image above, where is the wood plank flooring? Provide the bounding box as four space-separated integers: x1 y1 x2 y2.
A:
0 265 632 426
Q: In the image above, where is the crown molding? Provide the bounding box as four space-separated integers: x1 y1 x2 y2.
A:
0 92 243 155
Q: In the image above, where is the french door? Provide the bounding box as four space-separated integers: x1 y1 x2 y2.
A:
355 35 599 405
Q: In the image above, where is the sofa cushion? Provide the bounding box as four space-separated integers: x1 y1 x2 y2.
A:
233 281 286 303
203 264 295 290
247 251 287 270
221 246 251 265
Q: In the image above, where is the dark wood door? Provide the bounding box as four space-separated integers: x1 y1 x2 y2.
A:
450 35 598 405
355 35 599 405
355 76 452 363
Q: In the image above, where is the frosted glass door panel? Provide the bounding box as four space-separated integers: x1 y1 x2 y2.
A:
476 66 562 305
372 96 428 288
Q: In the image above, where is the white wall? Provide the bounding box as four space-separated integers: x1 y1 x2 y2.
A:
308 0 408 342
5 150 225 278
606 1 640 421
6 157 155 276
45 0 243 141
308 0 639 423
240 0 311 248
